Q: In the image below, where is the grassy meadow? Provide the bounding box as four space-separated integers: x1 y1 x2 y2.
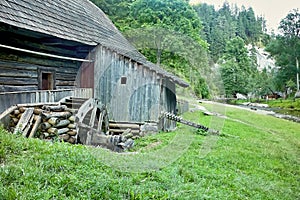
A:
0 102 299 199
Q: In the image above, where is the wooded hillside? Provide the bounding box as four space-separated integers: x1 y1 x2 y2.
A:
91 0 300 98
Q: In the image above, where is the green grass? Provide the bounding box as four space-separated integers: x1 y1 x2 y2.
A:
266 98 300 109
0 103 300 199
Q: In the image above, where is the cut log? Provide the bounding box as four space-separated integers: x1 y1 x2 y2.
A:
43 105 67 112
67 137 76 144
14 109 20 116
28 115 42 138
33 108 43 115
43 132 50 138
41 122 51 130
54 119 70 128
59 134 70 141
41 111 72 120
68 115 75 122
67 123 76 129
109 129 140 134
11 117 19 124
48 117 60 125
33 115 40 122
57 128 69 135
67 129 77 136
19 107 26 113
109 123 140 129
65 108 78 114
47 127 58 134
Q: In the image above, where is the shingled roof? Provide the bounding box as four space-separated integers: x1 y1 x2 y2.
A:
0 0 188 87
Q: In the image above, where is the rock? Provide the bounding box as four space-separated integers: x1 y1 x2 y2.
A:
140 123 158 136
236 93 247 100
123 138 134 149
203 111 214 116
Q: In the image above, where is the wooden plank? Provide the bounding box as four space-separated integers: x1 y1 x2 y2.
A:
0 68 38 78
13 108 34 135
22 115 35 137
109 123 140 129
0 77 37 85
0 44 93 62
0 85 38 92
0 105 18 121
109 129 140 134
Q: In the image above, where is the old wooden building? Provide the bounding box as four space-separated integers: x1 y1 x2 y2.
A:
0 0 188 130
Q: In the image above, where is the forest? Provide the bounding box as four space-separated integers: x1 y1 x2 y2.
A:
91 0 300 99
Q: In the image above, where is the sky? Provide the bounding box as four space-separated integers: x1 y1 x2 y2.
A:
190 0 300 33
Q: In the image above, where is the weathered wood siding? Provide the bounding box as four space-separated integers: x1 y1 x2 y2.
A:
0 51 80 92
177 99 189 114
90 45 177 125
0 88 92 113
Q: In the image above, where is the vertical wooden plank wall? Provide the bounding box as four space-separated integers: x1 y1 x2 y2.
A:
94 45 176 126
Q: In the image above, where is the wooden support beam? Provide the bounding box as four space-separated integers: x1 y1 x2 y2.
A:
13 108 34 135
0 44 93 62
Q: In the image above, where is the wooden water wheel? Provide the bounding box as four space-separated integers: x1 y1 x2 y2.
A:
75 98 109 145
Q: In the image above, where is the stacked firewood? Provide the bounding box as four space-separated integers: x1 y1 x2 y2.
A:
9 106 43 138
9 104 78 144
40 105 77 144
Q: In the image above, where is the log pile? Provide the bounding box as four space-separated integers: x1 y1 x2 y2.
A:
9 104 77 144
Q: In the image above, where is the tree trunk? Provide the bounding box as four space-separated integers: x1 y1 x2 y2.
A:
296 57 299 91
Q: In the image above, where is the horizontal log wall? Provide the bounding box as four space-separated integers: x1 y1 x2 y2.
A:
0 49 80 92
0 25 92 92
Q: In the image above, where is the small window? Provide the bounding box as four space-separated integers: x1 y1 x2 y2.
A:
121 76 127 85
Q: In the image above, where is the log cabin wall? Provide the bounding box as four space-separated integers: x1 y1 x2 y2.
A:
0 23 93 92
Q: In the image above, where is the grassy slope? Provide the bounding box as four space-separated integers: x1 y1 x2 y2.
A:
0 103 299 199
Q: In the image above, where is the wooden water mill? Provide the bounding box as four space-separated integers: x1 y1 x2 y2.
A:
0 97 135 151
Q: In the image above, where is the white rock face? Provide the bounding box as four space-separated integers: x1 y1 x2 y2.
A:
247 44 278 72
236 93 247 100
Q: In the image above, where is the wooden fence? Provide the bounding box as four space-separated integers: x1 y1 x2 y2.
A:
0 88 92 114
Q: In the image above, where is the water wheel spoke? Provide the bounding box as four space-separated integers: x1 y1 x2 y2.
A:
75 98 109 145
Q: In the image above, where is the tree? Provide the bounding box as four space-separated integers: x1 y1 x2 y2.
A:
90 0 134 30
219 37 252 96
123 0 211 98
279 9 300 92
193 3 265 62
266 9 300 93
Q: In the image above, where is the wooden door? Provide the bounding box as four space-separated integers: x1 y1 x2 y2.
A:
80 62 94 90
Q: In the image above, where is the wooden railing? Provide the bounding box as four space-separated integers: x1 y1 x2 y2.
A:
0 88 92 114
